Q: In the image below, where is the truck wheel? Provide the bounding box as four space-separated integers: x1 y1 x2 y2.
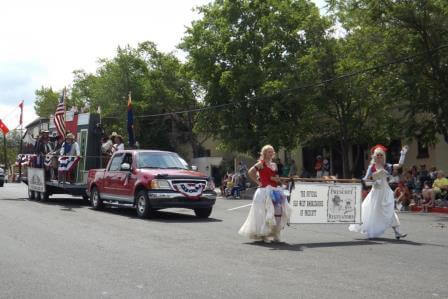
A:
91 187 103 210
194 207 212 219
35 191 42 201
41 192 49 201
82 194 90 204
28 188 35 200
136 190 153 219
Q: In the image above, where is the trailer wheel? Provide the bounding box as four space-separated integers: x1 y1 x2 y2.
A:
91 187 103 210
136 190 153 219
28 188 35 200
42 192 49 201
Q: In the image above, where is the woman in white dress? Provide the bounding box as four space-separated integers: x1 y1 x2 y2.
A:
239 145 292 243
349 144 409 239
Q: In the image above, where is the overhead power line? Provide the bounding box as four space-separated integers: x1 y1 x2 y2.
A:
102 44 448 120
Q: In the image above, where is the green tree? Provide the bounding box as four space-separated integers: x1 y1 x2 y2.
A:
180 0 332 155
34 87 59 118
328 0 448 144
301 34 402 177
71 42 206 157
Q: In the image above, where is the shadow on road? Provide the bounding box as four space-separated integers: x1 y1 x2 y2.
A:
0 197 28 201
102 207 222 223
245 236 447 251
35 197 89 212
25 197 223 222
246 239 381 251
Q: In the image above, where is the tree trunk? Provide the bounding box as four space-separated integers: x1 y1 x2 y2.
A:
340 141 351 179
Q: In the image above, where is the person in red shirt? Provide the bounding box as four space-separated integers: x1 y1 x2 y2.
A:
394 181 411 211
238 145 291 243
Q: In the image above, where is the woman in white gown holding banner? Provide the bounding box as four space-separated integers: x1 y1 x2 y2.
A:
349 144 408 239
239 145 291 243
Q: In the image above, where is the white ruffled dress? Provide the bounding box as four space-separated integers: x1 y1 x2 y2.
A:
239 185 292 240
349 164 400 238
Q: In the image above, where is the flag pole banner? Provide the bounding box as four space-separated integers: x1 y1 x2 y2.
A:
289 181 362 224
0 119 10 135
127 91 135 147
54 89 66 138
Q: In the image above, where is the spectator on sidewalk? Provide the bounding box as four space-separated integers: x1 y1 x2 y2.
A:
432 171 448 200
421 181 435 213
394 181 411 211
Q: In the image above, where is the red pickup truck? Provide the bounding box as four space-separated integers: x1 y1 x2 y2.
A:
87 150 216 218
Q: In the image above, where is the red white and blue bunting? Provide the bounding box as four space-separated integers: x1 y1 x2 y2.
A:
172 182 206 199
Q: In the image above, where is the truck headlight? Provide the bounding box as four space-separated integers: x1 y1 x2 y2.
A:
149 179 171 190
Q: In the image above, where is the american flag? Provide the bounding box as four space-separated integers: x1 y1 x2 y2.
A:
54 88 66 138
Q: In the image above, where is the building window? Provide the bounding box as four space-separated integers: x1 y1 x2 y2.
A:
417 140 429 159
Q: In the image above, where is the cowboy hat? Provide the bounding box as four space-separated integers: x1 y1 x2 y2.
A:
66 133 75 139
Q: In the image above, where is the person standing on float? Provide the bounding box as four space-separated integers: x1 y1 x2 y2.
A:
239 145 291 243
349 144 409 239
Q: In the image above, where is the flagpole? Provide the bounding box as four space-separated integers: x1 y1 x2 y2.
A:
19 101 23 181
63 87 67 136
3 132 6 172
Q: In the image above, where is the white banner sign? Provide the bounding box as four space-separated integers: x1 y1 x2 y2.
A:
289 182 362 224
27 167 46 192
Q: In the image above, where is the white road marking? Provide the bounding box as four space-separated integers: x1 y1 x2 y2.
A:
227 204 252 211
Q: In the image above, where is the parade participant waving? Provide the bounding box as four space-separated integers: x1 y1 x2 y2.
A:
239 145 291 243
349 144 409 239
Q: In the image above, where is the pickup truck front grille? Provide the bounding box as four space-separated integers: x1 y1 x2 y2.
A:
169 179 208 194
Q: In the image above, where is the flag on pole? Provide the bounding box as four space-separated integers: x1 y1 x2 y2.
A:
0 119 9 135
127 91 135 147
54 89 66 138
19 100 24 125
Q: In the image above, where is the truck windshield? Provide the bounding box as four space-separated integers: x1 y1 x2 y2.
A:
137 152 189 170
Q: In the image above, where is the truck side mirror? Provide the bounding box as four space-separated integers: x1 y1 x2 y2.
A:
191 165 198 171
121 163 131 171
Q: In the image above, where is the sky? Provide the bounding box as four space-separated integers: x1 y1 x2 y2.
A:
0 0 327 130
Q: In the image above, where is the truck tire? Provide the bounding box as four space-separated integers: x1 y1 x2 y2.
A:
194 207 212 219
91 187 103 210
35 191 42 201
136 190 153 219
82 193 90 204
28 188 35 200
41 191 49 201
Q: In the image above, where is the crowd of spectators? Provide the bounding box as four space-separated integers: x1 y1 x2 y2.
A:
390 165 448 212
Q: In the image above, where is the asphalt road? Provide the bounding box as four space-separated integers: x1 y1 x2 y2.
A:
0 183 447 299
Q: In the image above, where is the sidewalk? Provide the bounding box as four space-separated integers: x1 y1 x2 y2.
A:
410 205 448 214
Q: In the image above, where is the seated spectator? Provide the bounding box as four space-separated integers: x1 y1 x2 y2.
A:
394 181 411 211
429 166 438 181
417 164 430 187
432 170 448 200
220 173 229 196
420 181 435 213
225 174 234 197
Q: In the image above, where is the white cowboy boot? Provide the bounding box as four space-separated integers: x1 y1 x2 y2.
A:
393 226 407 240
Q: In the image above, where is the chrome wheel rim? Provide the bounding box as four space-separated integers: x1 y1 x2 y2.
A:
92 191 98 206
138 196 146 214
